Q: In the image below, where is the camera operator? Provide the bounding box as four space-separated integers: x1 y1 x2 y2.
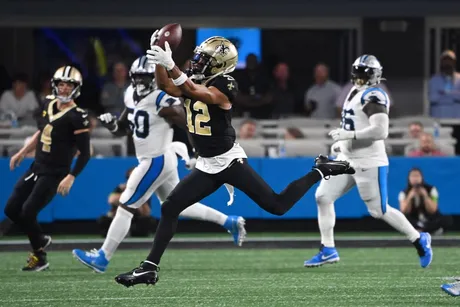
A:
399 168 452 235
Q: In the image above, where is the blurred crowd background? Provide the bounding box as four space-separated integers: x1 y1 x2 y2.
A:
1 0 460 234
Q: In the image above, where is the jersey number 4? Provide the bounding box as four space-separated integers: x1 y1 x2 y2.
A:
40 124 53 152
127 109 149 139
341 109 355 131
184 100 211 136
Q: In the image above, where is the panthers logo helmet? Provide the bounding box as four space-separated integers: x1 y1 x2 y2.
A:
351 55 383 89
188 36 238 83
51 66 83 103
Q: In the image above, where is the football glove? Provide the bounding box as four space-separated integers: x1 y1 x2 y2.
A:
329 128 355 141
99 113 117 132
146 42 175 70
185 157 197 170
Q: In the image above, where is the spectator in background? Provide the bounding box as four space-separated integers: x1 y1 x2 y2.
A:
98 167 156 237
336 81 393 116
404 121 424 155
285 127 304 139
233 53 272 119
0 73 38 127
269 62 298 118
429 50 460 118
37 74 52 104
238 119 257 139
399 168 452 235
100 62 129 115
304 63 341 119
407 133 446 157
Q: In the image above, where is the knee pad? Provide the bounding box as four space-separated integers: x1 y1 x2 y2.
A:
315 192 334 207
368 206 385 219
4 207 18 222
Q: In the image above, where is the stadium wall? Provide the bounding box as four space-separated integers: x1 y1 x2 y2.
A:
0 157 458 223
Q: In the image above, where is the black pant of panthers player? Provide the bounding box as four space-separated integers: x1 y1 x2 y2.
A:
115 155 354 287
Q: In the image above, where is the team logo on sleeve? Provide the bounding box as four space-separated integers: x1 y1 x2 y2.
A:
227 82 235 90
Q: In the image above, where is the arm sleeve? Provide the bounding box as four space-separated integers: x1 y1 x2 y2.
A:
70 132 90 177
354 112 389 140
211 75 239 102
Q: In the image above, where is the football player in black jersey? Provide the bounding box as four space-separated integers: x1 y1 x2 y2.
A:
114 34 354 287
4 66 91 271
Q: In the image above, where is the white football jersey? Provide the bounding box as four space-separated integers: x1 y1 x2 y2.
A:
124 85 181 159
338 86 390 168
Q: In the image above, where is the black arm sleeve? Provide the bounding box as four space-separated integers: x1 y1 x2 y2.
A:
111 108 131 137
71 132 91 177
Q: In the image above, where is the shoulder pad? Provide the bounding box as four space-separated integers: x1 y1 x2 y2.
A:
361 87 388 106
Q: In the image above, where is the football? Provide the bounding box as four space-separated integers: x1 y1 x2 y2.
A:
155 23 182 51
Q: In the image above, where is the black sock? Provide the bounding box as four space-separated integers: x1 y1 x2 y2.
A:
273 170 322 214
412 238 425 256
146 215 179 265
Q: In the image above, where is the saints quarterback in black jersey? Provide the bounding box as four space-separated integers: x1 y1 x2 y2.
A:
114 34 355 287
4 66 91 271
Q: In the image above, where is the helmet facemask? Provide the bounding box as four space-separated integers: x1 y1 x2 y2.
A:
351 65 381 89
188 49 216 81
52 80 81 103
131 73 155 96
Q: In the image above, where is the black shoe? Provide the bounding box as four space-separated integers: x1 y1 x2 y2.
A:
22 252 49 272
115 261 159 288
314 154 355 178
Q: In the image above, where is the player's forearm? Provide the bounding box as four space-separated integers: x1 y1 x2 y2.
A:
70 132 91 177
156 65 182 97
20 130 40 155
354 113 389 140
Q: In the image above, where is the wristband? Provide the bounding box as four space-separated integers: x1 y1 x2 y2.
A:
172 72 188 86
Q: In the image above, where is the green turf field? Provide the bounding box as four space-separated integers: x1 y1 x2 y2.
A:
1 248 458 307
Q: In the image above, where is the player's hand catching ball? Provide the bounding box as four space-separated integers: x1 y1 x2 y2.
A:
57 174 75 196
146 41 175 70
99 113 117 131
329 128 355 141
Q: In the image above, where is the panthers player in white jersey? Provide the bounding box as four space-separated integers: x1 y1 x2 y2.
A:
72 56 246 273
304 55 433 268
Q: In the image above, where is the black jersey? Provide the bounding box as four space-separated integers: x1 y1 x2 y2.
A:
33 96 89 175
184 75 238 157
